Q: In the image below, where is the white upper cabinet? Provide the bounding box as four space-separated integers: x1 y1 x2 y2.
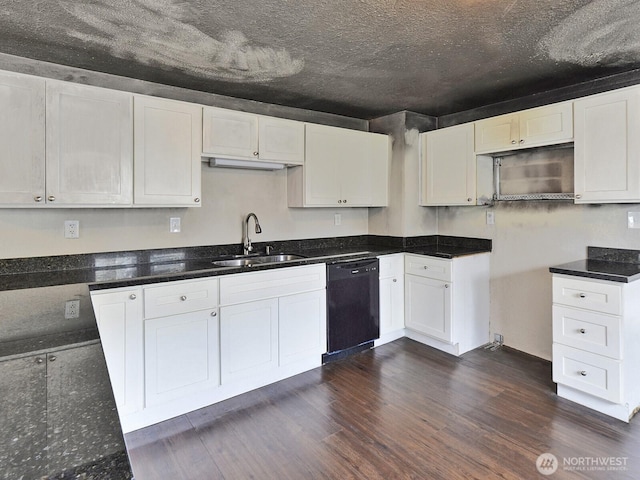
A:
420 123 476 206
134 95 202 206
0 71 45 205
46 81 133 206
202 107 304 165
574 86 640 203
474 102 573 154
287 123 389 207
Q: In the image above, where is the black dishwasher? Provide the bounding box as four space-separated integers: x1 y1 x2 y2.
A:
323 258 380 363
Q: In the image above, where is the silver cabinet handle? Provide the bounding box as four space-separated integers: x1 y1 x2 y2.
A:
575 194 582 199
47 195 55 202
194 197 200 203
34 195 43 202
444 284 449 288
511 140 516 144
519 139 524 144
130 294 137 300
338 200 342 204
343 199 347 204
392 278 397 283
180 295 187 301
49 355 57 362
579 370 587 376
35 357 44 364
467 198 472 202
211 311 217 317
253 151 259 156
423 266 429 269
579 293 586 298
579 328 586 334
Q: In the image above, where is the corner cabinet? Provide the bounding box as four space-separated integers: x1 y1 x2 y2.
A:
133 95 202 206
202 107 304 165
287 123 389 207
573 86 640 203
404 253 490 356
474 101 573 154
420 123 476 206
552 274 640 422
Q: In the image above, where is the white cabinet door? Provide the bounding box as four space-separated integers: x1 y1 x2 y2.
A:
258 116 305 165
379 275 404 335
134 95 202 206
0 71 45 205
220 298 279 384
90 288 143 415
279 290 327 366
518 102 573 148
202 107 258 159
293 123 389 207
574 87 640 203
474 113 518 154
420 123 475 206
144 309 219 407
405 274 452 342
46 82 133 205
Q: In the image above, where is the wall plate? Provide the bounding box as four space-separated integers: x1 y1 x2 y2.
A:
628 212 640 229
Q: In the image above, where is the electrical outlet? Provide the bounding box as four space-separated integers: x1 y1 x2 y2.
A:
494 333 504 344
170 217 181 233
334 213 342 226
65 300 80 319
64 220 79 239
628 212 640 229
486 210 495 225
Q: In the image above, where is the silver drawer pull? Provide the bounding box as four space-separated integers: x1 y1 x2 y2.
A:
444 284 449 289
578 293 586 298
579 370 587 376
180 295 187 301
423 266 429 269
579 328 586 334
392 278 397 283
211 311 217 317
130 294 137 300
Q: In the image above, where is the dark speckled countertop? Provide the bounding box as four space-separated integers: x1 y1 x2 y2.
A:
549 246 640 283
0 234 490 479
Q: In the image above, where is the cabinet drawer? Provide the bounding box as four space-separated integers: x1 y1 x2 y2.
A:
552 305 621 359
553 343 622 403
404 254 451 282
143 278 219 319
378 254 404 278
552 276 622 315
219 264 326 305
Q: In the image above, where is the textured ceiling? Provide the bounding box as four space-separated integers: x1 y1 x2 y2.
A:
1 0 640 119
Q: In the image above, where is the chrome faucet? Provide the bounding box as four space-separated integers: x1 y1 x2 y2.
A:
243 213 262 255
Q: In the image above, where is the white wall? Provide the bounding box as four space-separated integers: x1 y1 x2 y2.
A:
0 164 368 259
437 201 640 360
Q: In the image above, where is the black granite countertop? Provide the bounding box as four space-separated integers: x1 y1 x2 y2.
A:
0 234 490 479
549 246 640 283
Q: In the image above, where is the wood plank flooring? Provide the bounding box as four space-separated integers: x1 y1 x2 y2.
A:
125 339 640 479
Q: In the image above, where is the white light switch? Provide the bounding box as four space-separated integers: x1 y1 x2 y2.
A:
486 210 495 225
628 212 640 229
170 217 181 233
334 213 342 226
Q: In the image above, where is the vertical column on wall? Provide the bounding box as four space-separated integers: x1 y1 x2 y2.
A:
368 112 438 237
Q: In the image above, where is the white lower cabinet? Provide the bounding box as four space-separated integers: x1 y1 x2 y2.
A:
403 253 490 356
144 308 219 407
377 254 405 345
91 264 326 432
220 298 279 384
90 287 143 416
552 274 640 422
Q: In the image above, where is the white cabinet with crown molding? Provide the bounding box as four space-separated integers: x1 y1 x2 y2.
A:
202 107 304 166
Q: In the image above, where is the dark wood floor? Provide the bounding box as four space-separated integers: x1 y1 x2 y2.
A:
125 339 640 479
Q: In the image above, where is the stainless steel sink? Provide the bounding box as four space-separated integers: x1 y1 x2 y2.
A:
212 254 306 267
